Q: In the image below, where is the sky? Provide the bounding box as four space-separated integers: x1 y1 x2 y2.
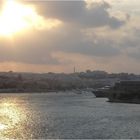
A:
0 0 140 74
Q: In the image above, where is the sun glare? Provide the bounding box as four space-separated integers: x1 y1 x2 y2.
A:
0 98 29 138
0 0 33 36
0 0 58 37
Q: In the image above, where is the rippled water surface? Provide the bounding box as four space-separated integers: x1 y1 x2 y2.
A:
0 92 140 139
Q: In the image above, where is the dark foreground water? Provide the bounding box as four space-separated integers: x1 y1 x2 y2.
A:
0 92 140 139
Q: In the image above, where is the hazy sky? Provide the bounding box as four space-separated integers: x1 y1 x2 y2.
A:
0 0 140 73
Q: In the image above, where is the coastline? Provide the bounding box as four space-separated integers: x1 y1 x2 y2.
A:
108 98 140 104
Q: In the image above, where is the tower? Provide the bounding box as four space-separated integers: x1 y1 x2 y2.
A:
74 66 76 73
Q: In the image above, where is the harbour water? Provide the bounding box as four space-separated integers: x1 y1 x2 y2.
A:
0 92 140 139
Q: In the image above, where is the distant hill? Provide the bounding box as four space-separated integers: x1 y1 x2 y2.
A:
0 71 139 93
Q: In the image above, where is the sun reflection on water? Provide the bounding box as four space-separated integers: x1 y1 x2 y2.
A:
0 97 29 139
0 123 7 130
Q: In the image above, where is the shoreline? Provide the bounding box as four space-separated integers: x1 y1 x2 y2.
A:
108 99 140 104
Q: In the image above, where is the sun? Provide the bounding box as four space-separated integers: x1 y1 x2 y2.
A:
0 0 62 37
0 0 34 36
0 0 46 37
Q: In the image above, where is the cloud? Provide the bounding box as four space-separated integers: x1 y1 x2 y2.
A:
0 0 4 10
31 1 126 28
0 34 59 65
47 25 120 57
128 51 140 60
0 23 120 65
0 0 127 65
1 0 139 74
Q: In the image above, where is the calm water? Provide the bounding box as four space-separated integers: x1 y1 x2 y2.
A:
0 92 140 139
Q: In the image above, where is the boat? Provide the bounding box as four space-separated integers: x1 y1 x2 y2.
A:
92 86 110 98
108 81 140 103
